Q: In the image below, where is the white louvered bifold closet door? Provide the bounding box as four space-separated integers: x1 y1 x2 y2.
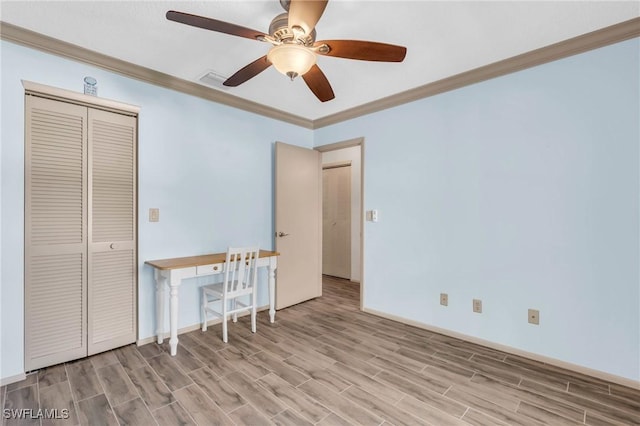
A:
87 109 137 355
25 92 137 370
25 96 88 370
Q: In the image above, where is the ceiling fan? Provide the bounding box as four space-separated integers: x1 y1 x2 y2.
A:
166 0 407 102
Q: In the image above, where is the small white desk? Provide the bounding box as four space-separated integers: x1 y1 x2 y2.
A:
145 250 279 356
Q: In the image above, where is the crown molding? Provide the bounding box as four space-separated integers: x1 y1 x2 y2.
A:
313 17 640 129
0 21 314 129
2 18 638 130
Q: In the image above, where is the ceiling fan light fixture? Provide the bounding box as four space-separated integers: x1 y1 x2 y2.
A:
267 44 316 80
166 1 406 101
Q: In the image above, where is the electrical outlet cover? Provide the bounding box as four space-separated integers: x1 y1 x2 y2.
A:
440 293 448 306
528 309 540 325
473 299 482 313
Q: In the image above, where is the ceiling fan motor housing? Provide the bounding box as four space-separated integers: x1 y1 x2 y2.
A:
269 12 316 45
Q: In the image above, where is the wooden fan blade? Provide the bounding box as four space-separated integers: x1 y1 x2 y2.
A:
314 40 407 62
224 56 272 87
302 65 335 102
166 10 267 41
288 0 328 36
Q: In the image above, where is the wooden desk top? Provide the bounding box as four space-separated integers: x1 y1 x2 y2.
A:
145 250 279 270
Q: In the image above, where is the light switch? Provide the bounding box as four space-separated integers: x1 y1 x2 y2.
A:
149 208 159 222
366 210 379 222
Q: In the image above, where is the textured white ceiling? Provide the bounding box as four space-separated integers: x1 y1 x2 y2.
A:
1 1 638 120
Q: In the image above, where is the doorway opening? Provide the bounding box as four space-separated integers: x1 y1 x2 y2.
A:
315 138 364 310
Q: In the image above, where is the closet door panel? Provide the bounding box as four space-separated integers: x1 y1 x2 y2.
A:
25 96 88 370
87 109 137 355
322 166 351 279
29 253 84 360
90 250 135 346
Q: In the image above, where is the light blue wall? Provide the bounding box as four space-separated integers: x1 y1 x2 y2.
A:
315 39 640 381
2 36 638 383
0 40 313 380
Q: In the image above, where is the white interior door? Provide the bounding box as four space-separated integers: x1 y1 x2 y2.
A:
322 165 351 279
275 142 322 309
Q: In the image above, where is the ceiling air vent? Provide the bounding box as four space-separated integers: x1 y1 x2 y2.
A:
197 70 230 90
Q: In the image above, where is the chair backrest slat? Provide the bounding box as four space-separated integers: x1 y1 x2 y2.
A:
223 247 259 297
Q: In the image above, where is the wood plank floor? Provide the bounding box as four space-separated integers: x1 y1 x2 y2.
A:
3 276 639 425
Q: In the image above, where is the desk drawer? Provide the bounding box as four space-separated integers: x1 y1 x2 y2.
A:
196 263 222 275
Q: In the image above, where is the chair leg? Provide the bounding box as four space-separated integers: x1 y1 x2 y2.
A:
222 300 228 343
251 305 256 334
222 316 228 343
251 289 257 334
232 298 238 323
201 290 207 332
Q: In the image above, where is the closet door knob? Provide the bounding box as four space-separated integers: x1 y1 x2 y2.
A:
110 243 116 249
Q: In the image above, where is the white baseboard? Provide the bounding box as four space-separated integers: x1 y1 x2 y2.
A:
0 372 27 387
363 307 640 390
136 304 269 346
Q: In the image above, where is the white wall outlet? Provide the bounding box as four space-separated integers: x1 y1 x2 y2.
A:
149 208 160 222
528 309 540 325
473 299 482 313
440 293 448 306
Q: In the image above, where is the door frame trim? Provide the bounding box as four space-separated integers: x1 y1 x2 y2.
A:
23 80 140 115
323 161 352 170
315 137 365 310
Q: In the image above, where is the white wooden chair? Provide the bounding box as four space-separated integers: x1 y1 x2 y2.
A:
201 247 259 342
